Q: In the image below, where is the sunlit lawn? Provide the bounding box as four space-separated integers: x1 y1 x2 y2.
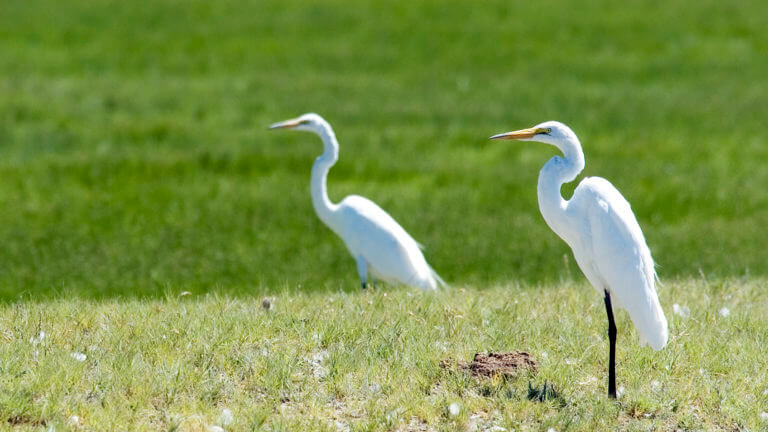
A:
2 279 767 431
1 0 767 430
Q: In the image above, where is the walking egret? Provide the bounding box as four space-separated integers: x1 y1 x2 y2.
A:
489 121 668 398
269 113 444 291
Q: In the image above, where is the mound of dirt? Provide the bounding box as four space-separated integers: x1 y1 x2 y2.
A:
442 351 538 378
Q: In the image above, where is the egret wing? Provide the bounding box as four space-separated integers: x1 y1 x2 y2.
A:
336 195 438 289
573 177 668 350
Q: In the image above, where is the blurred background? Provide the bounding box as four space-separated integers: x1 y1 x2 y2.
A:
0 0 766 299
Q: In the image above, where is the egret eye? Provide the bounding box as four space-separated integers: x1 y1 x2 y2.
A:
545 128 552 134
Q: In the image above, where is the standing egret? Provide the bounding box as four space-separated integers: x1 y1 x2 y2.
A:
489 121 668 398
269 113 444 291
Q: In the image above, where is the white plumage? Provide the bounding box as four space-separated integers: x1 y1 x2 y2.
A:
567 177 667 350
270 113 443 291
490 120 668 397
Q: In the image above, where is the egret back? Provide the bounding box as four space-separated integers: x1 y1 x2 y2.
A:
566 177 668 350
333 195 440 290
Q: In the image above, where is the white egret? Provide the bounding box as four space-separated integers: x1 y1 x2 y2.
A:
269 113 444 291
490 121 668 398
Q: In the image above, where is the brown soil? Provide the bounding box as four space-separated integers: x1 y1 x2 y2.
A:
442 351 538 378
7 415 46 427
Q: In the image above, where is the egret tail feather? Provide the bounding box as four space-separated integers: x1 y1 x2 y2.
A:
430 265 447 289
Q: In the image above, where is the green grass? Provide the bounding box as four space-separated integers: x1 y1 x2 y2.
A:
2 279 767 431
1 0 767 297
1 0 767 429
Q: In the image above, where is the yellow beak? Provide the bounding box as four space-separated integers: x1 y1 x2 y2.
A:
268 118 301 130
489 127 546 140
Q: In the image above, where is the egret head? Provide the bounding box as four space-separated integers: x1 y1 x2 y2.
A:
489 121 577 148
269 113 328 133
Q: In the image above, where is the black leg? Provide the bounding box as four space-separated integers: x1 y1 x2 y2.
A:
604 290 617 399
361 280 367 290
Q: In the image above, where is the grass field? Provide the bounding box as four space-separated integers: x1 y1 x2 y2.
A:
1 0 768 430
1 0 767 297
2 280 767 431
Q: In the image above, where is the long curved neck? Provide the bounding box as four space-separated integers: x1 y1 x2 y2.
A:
537 137 585 240
310 123 340 229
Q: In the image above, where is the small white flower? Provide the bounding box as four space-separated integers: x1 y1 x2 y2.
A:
616 386 625 399
672 304 690 318
760 412 768 422
651 380 661 391
29 331 45 345
309 350 329 378
70 352 87 362
385 409 399 424
541 351 548 359
546 428 557 432
762 389 768 396
719 307 730 317
448 402 460 417
68 415 80 425
218 408 234 426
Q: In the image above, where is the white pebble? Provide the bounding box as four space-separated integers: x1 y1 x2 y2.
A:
70 352 87 362
261 298 272 310
448 402 460 417
218 408 234 426
719 307 730 317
